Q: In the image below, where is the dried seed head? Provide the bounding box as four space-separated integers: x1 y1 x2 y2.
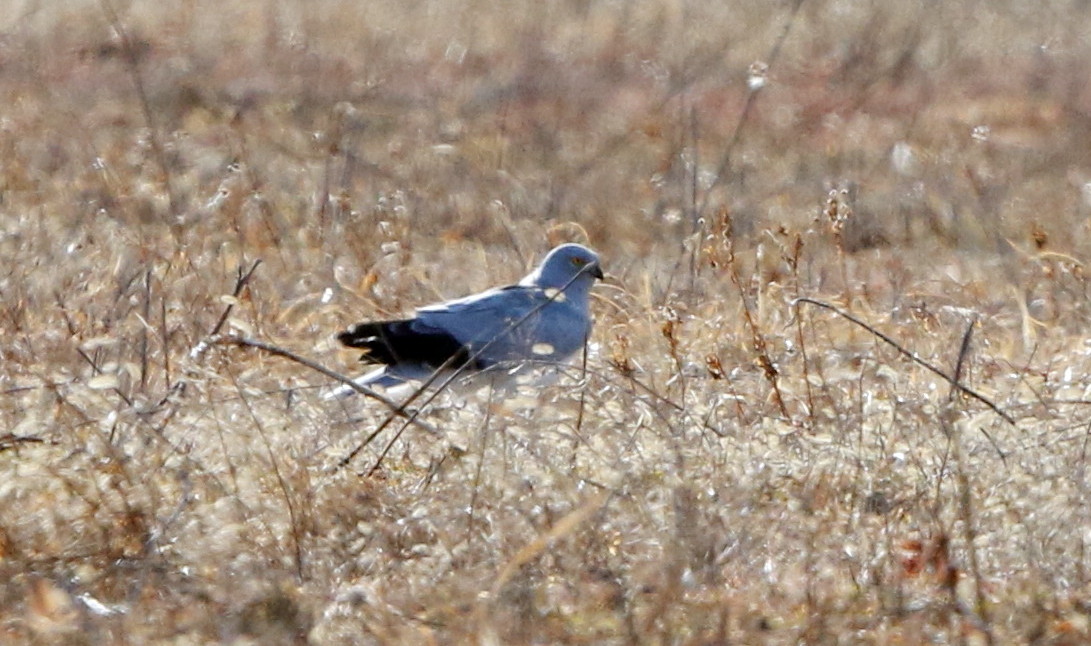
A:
823 186 854 235
1032 223 1047 250
705 354 725 380
609 333 633 376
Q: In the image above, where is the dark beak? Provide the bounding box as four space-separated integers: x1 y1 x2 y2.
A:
590 264 604 280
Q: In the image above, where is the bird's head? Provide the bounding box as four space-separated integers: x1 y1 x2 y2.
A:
526 243 604 290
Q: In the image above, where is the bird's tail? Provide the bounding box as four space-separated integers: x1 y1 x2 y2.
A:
322 366 408 400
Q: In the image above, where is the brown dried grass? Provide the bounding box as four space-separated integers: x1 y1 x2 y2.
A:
3 0 1091 643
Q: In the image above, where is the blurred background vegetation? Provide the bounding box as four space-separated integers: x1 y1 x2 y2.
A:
4 1 1091 643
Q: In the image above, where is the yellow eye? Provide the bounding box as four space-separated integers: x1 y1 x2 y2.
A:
570 256 586 266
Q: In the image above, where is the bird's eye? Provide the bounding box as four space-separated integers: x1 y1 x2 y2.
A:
570 257 586 266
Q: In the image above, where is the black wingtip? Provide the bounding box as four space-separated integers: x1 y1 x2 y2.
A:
334 318 476 370
336 323 372 349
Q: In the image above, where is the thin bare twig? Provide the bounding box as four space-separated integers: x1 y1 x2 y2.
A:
209 260 262 337
724 213 791 421
214 335 439 438
571 342 590 469
228 368 306 581
160 297 172 389
696 0 807 219
792 297 1014 425
938 321 995 645
949 319 976 402
97 0 179 220
788 234 816 428
140 269 151 392
466 377 497 546
0 434 49 452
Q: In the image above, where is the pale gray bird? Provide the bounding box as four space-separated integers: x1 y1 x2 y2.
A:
327 243 603 398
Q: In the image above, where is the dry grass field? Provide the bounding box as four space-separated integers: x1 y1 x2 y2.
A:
4 0 1091 643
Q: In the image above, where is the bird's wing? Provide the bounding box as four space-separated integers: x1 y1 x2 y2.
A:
417 284 589 364
337 316 472 367
416 285 541 362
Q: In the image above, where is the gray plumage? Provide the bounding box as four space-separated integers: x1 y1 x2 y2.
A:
327 243 603 398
